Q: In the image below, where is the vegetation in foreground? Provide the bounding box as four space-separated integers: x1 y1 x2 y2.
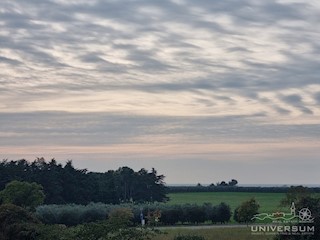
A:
152 227 273 240
1 159 319 239
35 202 232 226
0 203 160 240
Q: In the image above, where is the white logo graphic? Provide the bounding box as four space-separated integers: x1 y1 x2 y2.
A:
252 202 314 223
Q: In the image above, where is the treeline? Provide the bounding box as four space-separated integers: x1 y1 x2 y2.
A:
167 185 320 193
36 202 231 226
0 158 167 204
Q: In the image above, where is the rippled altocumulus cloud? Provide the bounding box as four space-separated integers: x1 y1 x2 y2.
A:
0 0 319 183
1 0 320 115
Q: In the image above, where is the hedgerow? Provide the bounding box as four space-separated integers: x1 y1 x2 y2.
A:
36 202 231 226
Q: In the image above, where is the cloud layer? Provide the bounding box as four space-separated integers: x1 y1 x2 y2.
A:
0 0 319 184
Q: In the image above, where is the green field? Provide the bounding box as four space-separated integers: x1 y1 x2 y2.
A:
152 227 274 240
167 192 286 213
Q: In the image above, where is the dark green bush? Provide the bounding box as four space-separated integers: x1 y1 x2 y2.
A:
182 204 206 224
36 202 231 226
214 202 231 224
36 203 109 226
0 204 40 240
174 235 206 240
76 220 159 240
160 207 182 225
33 224 77 240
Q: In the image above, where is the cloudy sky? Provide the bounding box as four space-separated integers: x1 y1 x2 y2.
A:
1 0 319 185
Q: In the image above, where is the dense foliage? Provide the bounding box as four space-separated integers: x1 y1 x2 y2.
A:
280 186 311 206
0 203 159 240
0 204 40 240
0 180 45 210
0 158 167 204
174 235 206 240
36 202 232 226
233 198 260 224
275 196 320 240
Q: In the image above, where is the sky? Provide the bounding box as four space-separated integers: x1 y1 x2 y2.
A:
0 0 319 185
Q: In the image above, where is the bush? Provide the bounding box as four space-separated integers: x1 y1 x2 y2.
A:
36 203 109 226
0 180 45 210
75 221 112 240
76 221 159 240
275 196 320 240
214 202 231 224
161 207 183 225
174 235 206 240
0 204 40 240
234 198 259 223
182 204 206 224
34 224 77 240
36 202 232 226
108 207 134 226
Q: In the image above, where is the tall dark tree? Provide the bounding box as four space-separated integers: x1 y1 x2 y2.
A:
0 159 168 204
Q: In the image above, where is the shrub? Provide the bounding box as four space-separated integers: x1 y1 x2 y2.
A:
108 207 134 226
234 198 260 223
215 202 231 224
76 221 160 240
58 207 81 227
36 203 109 226
82 206 106 223
161 207 182 225
202 202 214 222
0 204 40 240
36 202 232 226
174 235 206 240
0 180 45 210
75 221 112 240
34 224 77 240
182 204 206 224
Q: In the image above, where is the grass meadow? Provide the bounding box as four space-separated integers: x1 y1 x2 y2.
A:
152 227 274 240
167 192 287 213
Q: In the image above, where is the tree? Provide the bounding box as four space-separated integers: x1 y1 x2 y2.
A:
114 167 168 203
215 202 231 224
183 204 206 224
114 167 135 202
228 179 238 186
218 181 228 186
0 204 40 240
280 185 311 207
160 206 182 225
234 198 260 224
275 196 320 240
0 159 168 205
0 180 45 210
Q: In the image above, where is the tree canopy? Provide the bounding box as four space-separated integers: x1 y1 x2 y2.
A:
234 198 260 224
280 185 311 207
0 180 45 210
0 158 168 204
